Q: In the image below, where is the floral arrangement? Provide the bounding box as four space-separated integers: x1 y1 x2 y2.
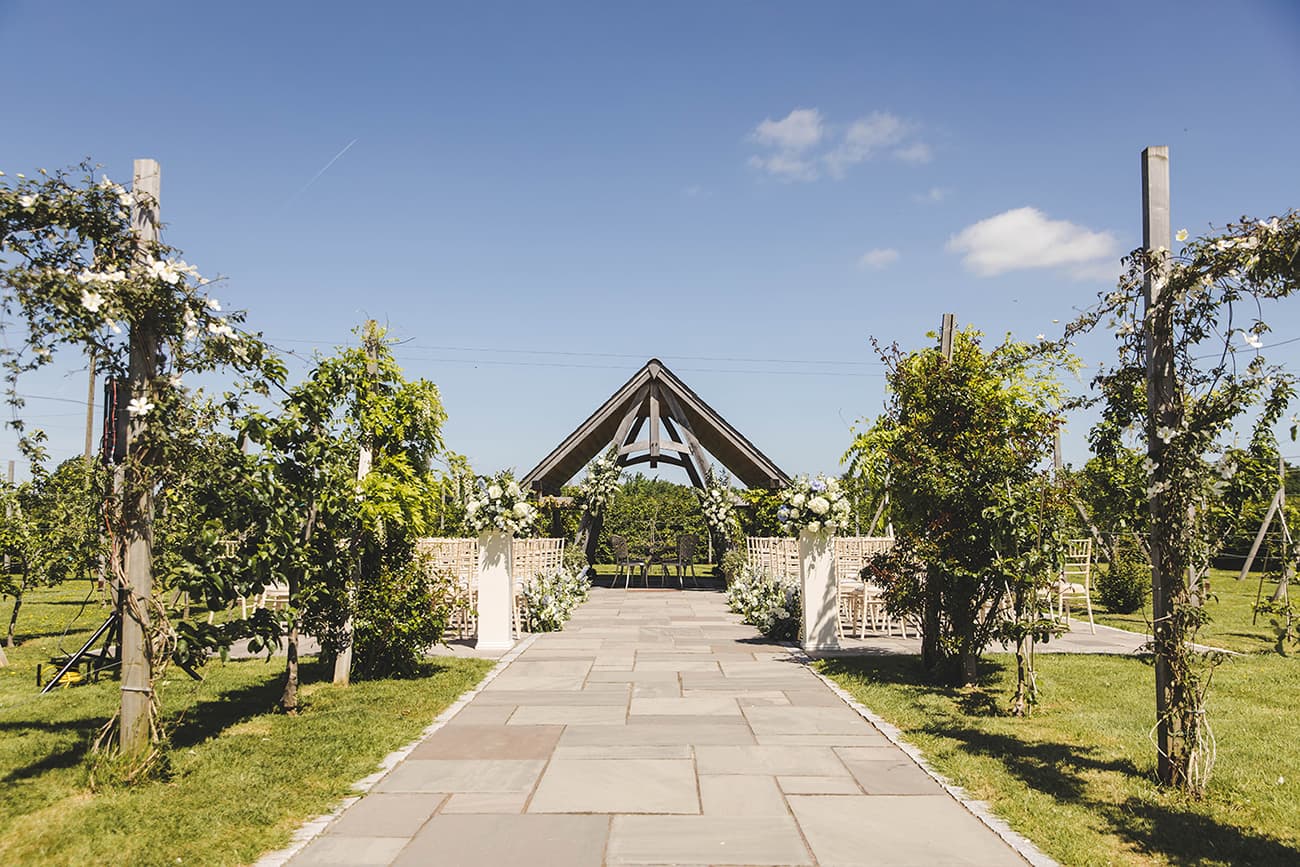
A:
578 447 622 514
777 474 852 535
465 471 538 535
698 465 736 537
519 567 591 632
725 566 799 640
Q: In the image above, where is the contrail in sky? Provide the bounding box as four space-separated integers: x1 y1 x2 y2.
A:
282 138 358 208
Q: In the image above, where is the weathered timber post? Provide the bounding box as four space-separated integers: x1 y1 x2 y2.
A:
121 158 161 758
1142 145 1182 786
333 320 380 686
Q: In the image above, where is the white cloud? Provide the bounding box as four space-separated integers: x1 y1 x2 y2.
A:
752 108 824 152
824 112 908 177
893 142 933 164
858 248 900 269
747 153 818 181
947 207 1118 277
748 107 932 182
914 186 949 203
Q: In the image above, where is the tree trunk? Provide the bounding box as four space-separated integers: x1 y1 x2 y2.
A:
282 504 318 714
280 604 299 714
6 587 22 647
920 583 942 675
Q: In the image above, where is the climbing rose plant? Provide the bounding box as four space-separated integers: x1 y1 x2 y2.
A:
0 162 285 762
1067 211 1300 794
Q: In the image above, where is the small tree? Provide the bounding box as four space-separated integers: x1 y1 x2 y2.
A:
242 322 447 711
0 442 105 647
846 329 1070 687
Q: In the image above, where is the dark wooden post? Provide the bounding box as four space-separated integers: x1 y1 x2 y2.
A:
1142 145 1182 786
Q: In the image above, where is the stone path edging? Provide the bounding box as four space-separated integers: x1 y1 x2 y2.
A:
796 650 1058 867
253 634 539 867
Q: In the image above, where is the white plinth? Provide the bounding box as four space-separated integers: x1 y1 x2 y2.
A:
475 530 516 652
799 528 839 652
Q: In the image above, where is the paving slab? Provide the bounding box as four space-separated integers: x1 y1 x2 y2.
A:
607 816 813 865
409 724 562 760
529 757 699 813
322 793 446 837
393 814 608 866
788 794 1024 866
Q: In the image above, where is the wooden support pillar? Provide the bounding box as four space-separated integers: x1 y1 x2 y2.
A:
1142 145 1179 786
121 158 160 759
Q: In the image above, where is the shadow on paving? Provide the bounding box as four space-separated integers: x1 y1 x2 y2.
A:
817 656 1299 866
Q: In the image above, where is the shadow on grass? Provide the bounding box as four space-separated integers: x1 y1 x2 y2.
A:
820 655 1300 865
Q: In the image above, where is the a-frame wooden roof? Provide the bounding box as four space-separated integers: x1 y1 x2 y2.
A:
521 358 791 494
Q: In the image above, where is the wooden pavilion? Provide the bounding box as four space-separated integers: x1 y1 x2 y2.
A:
522 358 790 494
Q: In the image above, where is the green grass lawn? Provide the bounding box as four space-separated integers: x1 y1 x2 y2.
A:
1092 568 1292 654
819 650 1300 865
0 581 492 867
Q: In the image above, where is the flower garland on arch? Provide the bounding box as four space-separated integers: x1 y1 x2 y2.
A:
578 447 622 517
698 464 736 540
465 471 538 535
778 474 852 535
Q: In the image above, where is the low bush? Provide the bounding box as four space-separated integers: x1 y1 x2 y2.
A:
1094 556 1150 614
520 568 590 632
725 567 799 640
351 557 454 679
720 548 748 585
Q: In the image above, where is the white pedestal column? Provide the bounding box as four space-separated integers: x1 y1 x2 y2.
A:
475 530 516 652
799 528 839 652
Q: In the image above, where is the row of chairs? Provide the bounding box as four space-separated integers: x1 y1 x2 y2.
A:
743 536 914 638
743 535 1097 640
414 537 567 639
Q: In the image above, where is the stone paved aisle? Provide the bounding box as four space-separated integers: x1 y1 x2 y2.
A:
288 587 1029 866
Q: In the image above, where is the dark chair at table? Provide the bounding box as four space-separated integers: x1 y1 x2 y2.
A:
611 534 647 588
675 534 699 588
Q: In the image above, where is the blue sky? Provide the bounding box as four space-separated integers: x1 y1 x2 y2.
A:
2 1 1299 481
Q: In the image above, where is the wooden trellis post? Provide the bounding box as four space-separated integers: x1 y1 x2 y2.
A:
1141 145 1182 786
121 158 161 758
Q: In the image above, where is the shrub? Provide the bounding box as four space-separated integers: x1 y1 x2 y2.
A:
520 568 590 632
725 567 799 640
1095 557 1151 614
351 558 454 679
562 543 588 576
720 548 748 585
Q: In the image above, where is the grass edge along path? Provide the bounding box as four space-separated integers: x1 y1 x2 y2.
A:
0 654 493 867
817 653 1300 867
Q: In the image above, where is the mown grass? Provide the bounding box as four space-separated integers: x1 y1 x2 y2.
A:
1092 567 1291 654
0 581 492 867
818 652 1300 866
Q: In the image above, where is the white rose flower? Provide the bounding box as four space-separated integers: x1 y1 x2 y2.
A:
791 493 806 508
80 289 106 313
808 496 830 516
806 520 821 533
487 484 503 499
513 502 531 518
